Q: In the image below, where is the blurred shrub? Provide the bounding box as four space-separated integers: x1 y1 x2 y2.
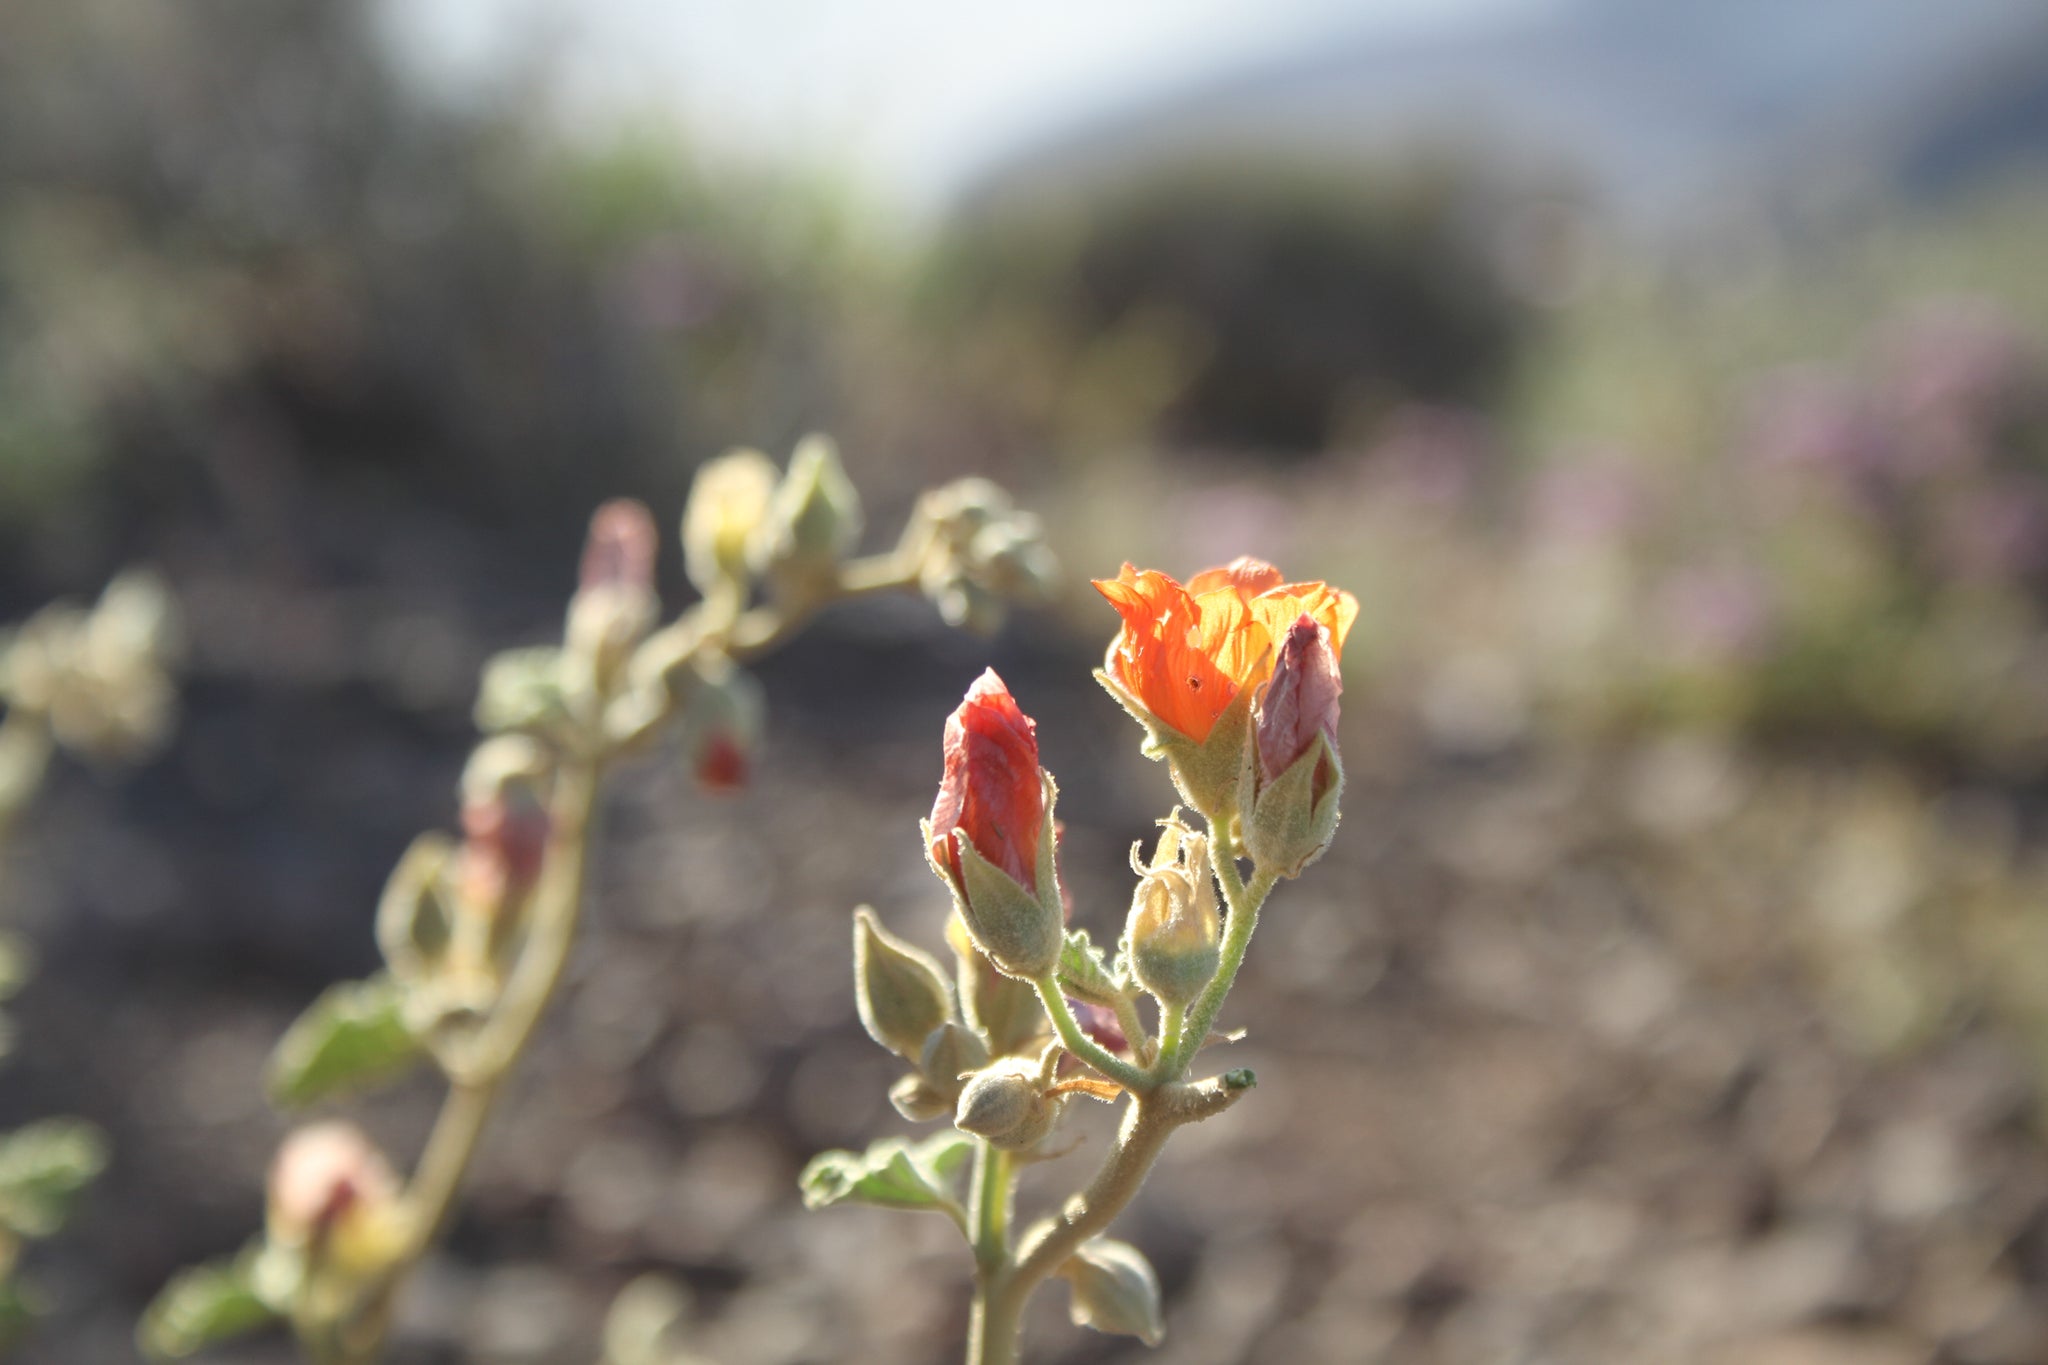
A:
928 154 1529 455
0 0 893 596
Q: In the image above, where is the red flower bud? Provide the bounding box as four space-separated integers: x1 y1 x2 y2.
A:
929 669 1044 893
1255 615 1342 783
457 792 551 914
697 734 747 791
580 499 659 594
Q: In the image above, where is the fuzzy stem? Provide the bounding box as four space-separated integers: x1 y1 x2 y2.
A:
1031 978 1151 1092
1151 1001 1187 1080
342 751 604 1364
1170 860 1277 1081
975 1074 1251 1361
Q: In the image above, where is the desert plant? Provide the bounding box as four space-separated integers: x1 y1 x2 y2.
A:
805 557 1354 1364
138 438 1055 1363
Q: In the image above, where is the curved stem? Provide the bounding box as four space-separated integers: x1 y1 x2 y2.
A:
1031 979 1151 1092
344 751 605 1365
1171 861 1276 1081
979 1073 1251 1361
1151 1002 1186 1080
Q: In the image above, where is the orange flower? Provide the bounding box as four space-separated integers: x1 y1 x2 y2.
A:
1093 557 1356 744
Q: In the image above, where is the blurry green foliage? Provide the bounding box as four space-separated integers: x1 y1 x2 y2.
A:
931 155 1527 454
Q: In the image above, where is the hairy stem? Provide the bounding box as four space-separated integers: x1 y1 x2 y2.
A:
973 1074 1251 1362
350 751 605 1362
1032 978 1151 1092
1171 860 1277 1081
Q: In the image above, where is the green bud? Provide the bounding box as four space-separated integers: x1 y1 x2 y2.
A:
750 434 863 597
888 1072 954 1123
918 1020 991 1106
946 913 1047 1058
1239 730 1344 879
682 447 780 594
1125 823 1221 1010
1060 1239 1165 1347
953 1058 1061 1151
853 908 953 1060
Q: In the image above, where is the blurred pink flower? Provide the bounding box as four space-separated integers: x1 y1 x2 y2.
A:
1527 454 1652 544
1659 564 1774 664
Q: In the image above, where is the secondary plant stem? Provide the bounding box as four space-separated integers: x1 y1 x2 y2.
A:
1032 978 1151 1092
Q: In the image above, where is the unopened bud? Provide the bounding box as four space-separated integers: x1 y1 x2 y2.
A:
1125 822 1220 1009
455 737 554 918
954 1058 1061 1151
925 671 1063 979
918 1020 991 1106
750 434 862 598
1061 1239 1165 1347
1242 615 1344 877
682 448 779 593
567 499 661 693
946 912 1046 1058
853 908 953 1061
266 1123 404 1279
888 1072 954 1123
675 656 763 793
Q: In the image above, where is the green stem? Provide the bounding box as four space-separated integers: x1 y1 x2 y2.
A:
729 553 917 660
969 1140 1012 1273
343 752 605 1364
1031 978 1151 1092
978 1073 1252 1361
1151 1002 1186 1080
1170 861 1277 1081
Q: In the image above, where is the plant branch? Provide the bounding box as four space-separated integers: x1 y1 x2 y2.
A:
1031 978 1151 1092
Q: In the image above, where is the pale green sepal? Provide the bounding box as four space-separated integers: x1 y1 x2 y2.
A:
918 1021 990 1104
1061 1238 1165 1347
1056 929 1127 1010
1243 731 1344 878
1093 667 1256 822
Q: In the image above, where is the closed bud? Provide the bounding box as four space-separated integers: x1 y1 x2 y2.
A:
682 448 779 593
567 500 661 695
853 908 953 1061
946 912 1047 1058
1241 615 1345 877
918 1020 991 1106
888 1072 955 1122
925 670 1063 980
954 1058 1062 1151
1061 1239 1166 1347
1125 821 1221 1009
453 737 554 933
677 656 764 793
266 1123 405 1280
750 434 862 599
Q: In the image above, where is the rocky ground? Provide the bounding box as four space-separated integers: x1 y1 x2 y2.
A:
8 563 2048 1365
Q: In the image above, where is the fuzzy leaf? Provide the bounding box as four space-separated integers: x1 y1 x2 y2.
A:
0 1119 106 1239
266 974 422 1108
475 646 570 735
1056 929 1125 1009
798 1132 972 1215
138 1251 276 1360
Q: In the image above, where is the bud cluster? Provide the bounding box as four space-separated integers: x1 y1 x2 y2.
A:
143 442 1057 1364
902 478 1060 635
818 557 1354 1363
0 571 178 769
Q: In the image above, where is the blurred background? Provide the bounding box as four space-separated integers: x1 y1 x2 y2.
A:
10 0 2048 1359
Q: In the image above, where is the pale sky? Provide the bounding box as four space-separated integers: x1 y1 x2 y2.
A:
380 0 1552 215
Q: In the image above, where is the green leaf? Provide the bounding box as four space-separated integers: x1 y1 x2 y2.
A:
475 647 570 735
0 1118 106 1239
138 1251 277 1360
266 974 422 1108
798 1131 973 1215
1056 929 1126 1009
